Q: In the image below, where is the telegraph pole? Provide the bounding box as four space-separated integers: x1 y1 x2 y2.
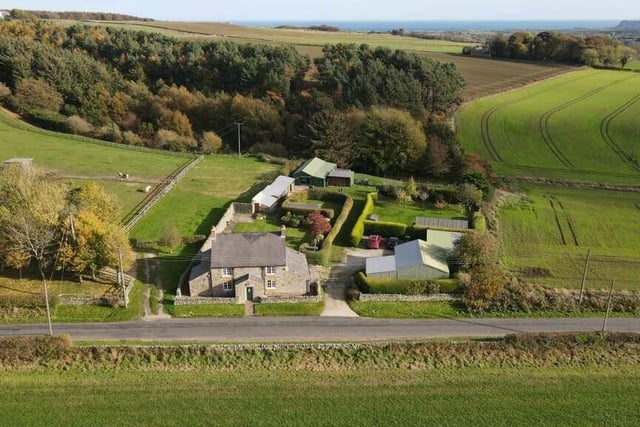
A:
234 122 244 158
118 247 128 308
601 281 615 333
578 249 591 306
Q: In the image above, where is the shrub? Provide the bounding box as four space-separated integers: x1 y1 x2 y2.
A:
347 287 361 301
350 192 377 246
463 264 505 313
407 281 427 295
454 231 500 270
65 115 94 135
472 211 487 232
158 224 182 248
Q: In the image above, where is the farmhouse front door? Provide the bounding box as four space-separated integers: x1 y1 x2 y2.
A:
246 287 254 301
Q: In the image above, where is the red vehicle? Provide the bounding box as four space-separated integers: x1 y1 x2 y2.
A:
367 234 382 249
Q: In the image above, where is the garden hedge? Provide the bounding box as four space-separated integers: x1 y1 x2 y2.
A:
349 192 377 246
363 220 407 238
300 192 353 266
355 272 460 294
472 212 487 232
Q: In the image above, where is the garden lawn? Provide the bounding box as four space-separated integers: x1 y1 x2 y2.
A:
254 302 324 316
1 366 639 426
499 185 640 290
373 198 467 225
457 68 640 184
168 303 244 318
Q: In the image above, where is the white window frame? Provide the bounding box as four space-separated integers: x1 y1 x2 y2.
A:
222 281 233 291
221 267 232 277
265 266 276 275
266 280 276 289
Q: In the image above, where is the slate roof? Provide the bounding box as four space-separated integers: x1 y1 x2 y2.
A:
286 248 311 280
211 233 286 268
295 157 336 179
415 217 469 229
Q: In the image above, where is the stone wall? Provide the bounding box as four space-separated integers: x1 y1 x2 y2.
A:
358 293 460 302
257 295 321 304
174 296 237 305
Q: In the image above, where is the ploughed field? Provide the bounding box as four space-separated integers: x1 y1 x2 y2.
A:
500 185 640 290
457 68 640 185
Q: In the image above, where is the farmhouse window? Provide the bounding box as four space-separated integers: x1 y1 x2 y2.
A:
265 266 276 275
222 267 233 276
266 280 276 289
223 281 233 291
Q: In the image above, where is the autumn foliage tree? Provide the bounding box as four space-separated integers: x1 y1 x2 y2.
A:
307 212 331 239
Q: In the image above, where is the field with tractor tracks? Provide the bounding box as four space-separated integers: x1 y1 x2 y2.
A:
499 185 640 290
457 68 640 185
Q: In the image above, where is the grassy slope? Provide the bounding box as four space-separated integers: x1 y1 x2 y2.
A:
0 110 186 216
1 367 639 426
457 68 640 184
499 185 640 289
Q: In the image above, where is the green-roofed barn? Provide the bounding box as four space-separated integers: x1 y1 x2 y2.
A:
293 157 354 187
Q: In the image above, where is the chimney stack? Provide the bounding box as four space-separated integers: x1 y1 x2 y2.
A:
280 224 287 238
210 227 216 240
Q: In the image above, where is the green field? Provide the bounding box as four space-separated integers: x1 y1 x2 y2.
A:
0 110 187 216
499 186 640 289
1 366 639 426
457 68 640 184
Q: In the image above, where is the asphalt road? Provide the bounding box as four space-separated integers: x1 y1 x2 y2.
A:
1 317 639 342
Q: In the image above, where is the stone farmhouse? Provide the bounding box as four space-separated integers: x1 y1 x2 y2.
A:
188 226 311 302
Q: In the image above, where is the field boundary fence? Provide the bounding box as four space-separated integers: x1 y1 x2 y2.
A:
122 155 204 232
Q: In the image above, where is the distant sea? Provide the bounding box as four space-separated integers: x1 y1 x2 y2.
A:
235 20 620 32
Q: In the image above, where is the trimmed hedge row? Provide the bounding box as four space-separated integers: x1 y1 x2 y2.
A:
301 192 353 265
350 192 377 247
354 272 460 294
281 200 335 219
364 220 407 237
472 212 487 232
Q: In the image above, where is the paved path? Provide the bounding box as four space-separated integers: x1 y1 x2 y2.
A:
2 317 639 342
321 249 389 317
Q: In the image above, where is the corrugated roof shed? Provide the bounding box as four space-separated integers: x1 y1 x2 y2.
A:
328 168 354 179
394 240 449 273
252 175 294 208
296 157 336 179
366 255 396 274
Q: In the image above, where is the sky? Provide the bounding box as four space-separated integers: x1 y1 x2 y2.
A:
5 0 639 22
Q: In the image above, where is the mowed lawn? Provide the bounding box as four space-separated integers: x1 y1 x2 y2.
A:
1 367 639 426
373 198 467 225
500 185 640 290
0 110 188 216
457 68 640 184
